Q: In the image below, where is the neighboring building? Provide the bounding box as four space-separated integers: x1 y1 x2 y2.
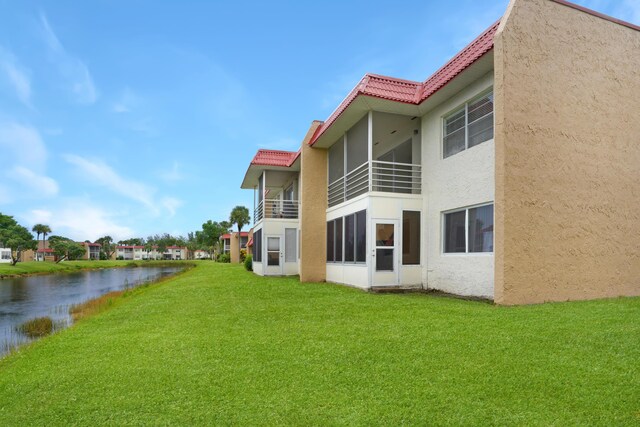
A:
241 150 300 275
21 241 56 262
220 232 250 263
164 246 187 260
0 248 11 263
79 242 101 260
241 0 640 305
115 245 187 261
194 250 211 260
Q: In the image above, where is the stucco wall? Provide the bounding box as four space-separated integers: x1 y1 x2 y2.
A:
299 121 327 282
494 0 640 304
422 72 495 299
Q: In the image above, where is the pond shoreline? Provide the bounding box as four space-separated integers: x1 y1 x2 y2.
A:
1 264 194 359
0 260 199 279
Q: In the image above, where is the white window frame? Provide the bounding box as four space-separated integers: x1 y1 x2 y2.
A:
442 88 494 159
441 202 494 255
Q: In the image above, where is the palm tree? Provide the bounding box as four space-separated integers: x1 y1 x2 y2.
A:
31 224 50 261
41 225 51 261
32 225 42 260
229 206 250 262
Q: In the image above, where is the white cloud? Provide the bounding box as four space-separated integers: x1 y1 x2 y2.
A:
0 46 32 107
8 166 59 198
161 197 183 217
25 204 134 242
63 154 182 217
0 122 58 202
63 154 155 210
112 87 140 113
40 12 98 105
0 122 48 172
159 162 184 183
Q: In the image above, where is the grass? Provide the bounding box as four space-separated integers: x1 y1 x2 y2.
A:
0 259 197 278
0 263 638 425
17 317 55 338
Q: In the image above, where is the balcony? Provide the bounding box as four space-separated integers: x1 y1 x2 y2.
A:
328 160 421 207
254 198 299 223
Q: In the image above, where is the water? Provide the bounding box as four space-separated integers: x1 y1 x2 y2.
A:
0 266 183 357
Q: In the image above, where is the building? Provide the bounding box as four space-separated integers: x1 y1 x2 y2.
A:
0 248 11 263
242 0 640 305
79 242 101 260
115 245 187 261
220 232 250 263
194 250 211 260
241 150 300 275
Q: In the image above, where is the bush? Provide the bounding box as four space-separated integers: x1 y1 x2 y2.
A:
244 254 252 271
117 256 124 260
217 253 230 263
18 316 54 338
240 249 247 263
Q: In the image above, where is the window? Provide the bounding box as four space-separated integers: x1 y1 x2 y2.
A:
285 228 297 262
327 209 366 264
355 210 366 262
402 211 420 265
326 219 343 263
344 214 355 262
253 229 262 262
267 237 280 266
444 204 493 253
443 91 494 158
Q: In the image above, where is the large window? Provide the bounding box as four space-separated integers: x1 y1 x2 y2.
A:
327 209 366 264
253 229 262 262
443 90 494 158
326 218 342 263
285 228 297 262
444 204 493 253
402 211 420 265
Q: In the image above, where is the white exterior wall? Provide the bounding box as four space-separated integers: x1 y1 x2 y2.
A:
252 219 299 276
0 248 11 263
326 193 423 289
421 71 495 298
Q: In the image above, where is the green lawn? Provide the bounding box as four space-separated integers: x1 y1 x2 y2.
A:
0 263 638 425
0 260 195 277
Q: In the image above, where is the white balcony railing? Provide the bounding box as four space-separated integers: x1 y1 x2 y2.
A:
328 160 421 207
254 198 299 223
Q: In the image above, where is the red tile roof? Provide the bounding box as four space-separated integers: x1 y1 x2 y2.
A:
309 20 500 146
251 149 300 167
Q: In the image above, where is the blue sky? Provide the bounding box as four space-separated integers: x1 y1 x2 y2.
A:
0 0 637 241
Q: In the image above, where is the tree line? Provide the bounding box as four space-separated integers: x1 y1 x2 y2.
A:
0 205 251 265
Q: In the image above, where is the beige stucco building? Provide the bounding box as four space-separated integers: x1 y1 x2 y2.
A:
241 0 640 305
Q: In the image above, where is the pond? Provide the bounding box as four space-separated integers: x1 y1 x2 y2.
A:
0 266 184 357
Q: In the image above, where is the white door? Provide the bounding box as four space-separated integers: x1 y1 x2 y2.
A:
265 236 283 275
371 220 399 286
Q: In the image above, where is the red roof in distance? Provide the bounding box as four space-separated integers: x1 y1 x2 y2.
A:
251 149 300 167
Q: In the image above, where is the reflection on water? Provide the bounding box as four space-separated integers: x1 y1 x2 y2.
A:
0 267 183 357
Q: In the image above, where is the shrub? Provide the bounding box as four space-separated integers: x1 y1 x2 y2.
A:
244 254 253 271
18 317 54 338
240 249 247 263
117 256 124 260
217 253 230 263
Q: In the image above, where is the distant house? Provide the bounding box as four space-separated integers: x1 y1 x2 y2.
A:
194 250 211 260
0 248 11 263
79 242 101 260
115 245 187 261
219 232 250 263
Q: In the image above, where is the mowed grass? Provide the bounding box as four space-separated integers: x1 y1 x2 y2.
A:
0 263 638 425
0 260 195 277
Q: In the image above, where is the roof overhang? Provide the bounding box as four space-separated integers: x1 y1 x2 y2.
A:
240 150 300 189
311 50 494 149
